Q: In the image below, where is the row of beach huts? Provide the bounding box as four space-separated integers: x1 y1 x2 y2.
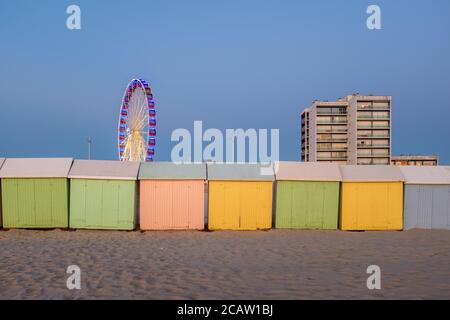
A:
0 158 449 231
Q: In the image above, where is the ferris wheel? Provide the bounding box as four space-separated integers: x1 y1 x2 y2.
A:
118 78 156 162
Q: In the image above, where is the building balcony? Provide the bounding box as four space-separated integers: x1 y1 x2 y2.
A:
316 112 347 116
357 145 390 148
317 157 348 161
357 134 390 139
357 116 390 120
357 161 390 165
317 138 348 142
317 148 348 152
317 121 347 125
317 130 348 134
357 126 390 130
357 154 390 158
357 106 390 111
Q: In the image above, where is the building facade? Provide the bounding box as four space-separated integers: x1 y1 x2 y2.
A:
301 95 392 165
391 155 438 166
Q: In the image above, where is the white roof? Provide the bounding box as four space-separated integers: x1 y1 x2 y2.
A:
340 165 404 182
0 158 73 178
207 163 275 181
276 161 342 181
0 158 5 170
139 162 206 180
68 160 140 180
400 166 450 185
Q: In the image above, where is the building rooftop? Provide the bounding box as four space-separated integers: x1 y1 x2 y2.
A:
207 163 275 181
68 160 140 180
400 166 450 185
139 162 206 180
276 161 342 181
0 158 73 178
339 165 404 182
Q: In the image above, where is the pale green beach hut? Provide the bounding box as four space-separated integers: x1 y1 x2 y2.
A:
68 160 140 230
0 158 73 229
275 162 342 229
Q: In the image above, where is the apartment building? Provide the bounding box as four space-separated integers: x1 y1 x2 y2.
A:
301 100 348 163
391 155 438 166
301 94 392 165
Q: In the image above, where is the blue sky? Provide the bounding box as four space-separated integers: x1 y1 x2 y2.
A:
0 0 449 163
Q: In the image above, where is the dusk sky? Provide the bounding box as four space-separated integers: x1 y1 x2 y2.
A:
1 0 449 163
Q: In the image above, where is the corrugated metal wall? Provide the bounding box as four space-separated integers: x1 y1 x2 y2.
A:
275 181 339 229
208 181 272 230
70 179 136 230
140 180 205 230
1 178 69 228
340 182 403 231
404 185 450 230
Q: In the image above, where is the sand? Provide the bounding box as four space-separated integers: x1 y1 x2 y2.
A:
0 229 449 299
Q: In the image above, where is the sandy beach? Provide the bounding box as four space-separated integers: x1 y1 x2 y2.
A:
0 229 449 299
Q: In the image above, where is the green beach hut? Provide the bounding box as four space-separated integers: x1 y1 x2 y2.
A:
275 162 342 229
68 160 140 230
0 158 5 228
0 158 73 229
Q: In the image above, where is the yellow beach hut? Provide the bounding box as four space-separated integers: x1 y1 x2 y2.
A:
207 163 274 230
339 165 404 231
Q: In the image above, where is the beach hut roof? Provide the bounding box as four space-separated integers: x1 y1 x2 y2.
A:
0 158 5 170
276 161 342 181
207 163 275 181
399 166 450 185
139 162 206 180
68 160 140 180
339 165 404 182
0 158 73 178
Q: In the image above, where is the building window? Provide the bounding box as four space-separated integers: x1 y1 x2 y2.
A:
317 143 332 150
318 116 331 122
358 130 372 137
358 121 372 128
358 111 372 118
357 102 372 109
331 126 347 132
318 152 332 158
358 139 371 147
317 125 332 133
317 134 332 140
373 111 389 118
332 143 347 149
373 121 389 128
332 152 347 158
357 158 372 165
373 139 389 146
372 102 390 109
358 149 372 156
373 158 389 164
317 107 332 114
373 149 389 156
